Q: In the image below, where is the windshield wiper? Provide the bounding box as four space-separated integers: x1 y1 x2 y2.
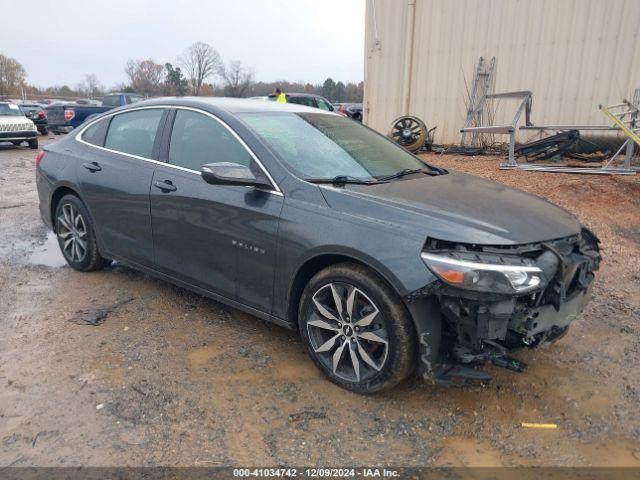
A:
305 175 382 185
377 168 440 182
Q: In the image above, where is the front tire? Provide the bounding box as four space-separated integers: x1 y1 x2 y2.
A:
298 263 417 393
55 194 111 271
28 139 38 149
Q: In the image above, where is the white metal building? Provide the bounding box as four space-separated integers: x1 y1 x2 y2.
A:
363 0 640 144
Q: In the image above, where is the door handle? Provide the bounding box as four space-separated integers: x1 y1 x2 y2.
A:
153 180 177 192
82 161 101 172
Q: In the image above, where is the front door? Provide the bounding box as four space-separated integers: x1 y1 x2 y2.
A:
150 108 283 313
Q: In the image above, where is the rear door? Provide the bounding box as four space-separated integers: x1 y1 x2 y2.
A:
76 107 167 266
150 108 284 312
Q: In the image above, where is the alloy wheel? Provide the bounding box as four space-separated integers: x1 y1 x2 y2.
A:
306 282 389 382
57 203 88 263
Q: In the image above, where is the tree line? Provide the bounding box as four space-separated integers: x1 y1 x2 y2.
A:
0 42 363 103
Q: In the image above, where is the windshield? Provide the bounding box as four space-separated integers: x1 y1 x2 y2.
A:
0 103 24 116
240 112 431 180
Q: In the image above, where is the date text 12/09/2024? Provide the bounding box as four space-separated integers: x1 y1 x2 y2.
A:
232 468 400 477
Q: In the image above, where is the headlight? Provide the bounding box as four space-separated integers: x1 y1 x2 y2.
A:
421 252 543 294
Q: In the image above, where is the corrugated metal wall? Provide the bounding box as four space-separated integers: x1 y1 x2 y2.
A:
364 0 640 144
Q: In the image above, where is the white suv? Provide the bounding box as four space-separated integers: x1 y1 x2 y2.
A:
0 102 38 149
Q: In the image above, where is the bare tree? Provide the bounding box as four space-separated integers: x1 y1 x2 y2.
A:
0 54 26 97
221 61 254 98
179 42 222 96
124 59 164 96
77 73 103 99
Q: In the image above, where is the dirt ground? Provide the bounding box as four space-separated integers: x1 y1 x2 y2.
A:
1 137 639 468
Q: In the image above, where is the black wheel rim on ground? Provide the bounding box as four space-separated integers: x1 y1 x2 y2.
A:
305 282 389 383
388 116 427 152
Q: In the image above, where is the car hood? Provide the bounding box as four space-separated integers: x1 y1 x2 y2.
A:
319 172 581 245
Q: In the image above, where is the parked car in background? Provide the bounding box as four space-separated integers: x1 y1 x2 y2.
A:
0 102 38 149
76 99 102 106
335 102 363 122
267 92 340 113
18 102 49 134
36 97 600 393
46 92 143 134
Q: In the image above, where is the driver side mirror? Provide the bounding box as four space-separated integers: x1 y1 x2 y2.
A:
201 162 272 189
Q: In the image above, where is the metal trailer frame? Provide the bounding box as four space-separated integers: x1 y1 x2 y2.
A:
459 91 533 165
499 125 636 175
499 89 640 175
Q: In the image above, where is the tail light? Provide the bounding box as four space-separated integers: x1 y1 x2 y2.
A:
38 110 46 119
35 151 46 168
64 109 75 122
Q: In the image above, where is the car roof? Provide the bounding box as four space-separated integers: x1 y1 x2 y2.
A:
132 96 336 115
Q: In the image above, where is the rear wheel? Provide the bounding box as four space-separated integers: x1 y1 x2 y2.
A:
55 194 111 271
298 263 417 393
11 141 22 146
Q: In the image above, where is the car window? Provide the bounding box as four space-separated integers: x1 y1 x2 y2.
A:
0 103 24 116
102 95 120 107
290 96 314 107
125 95 143 104
81 117 110 147
104 109 163 158
169 109 254 171
315 98 333 111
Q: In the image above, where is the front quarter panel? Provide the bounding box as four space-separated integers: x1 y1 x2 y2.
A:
274 181 436 321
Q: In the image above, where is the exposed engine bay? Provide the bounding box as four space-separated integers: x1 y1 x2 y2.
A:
409 227 601 385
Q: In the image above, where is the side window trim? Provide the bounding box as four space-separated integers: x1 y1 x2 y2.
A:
152 109 172 161
75 105 282 196
76 106 167 162
157 108 176 163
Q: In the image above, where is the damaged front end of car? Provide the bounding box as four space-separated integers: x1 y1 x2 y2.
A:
407 227 601 386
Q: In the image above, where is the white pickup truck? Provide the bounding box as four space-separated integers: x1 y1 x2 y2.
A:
0 102 38 149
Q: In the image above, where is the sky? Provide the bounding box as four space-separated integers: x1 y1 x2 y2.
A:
2 0 365 89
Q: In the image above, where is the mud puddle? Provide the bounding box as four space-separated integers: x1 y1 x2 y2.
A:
28 232 66 267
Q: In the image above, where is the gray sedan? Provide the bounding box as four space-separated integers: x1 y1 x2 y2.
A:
35 98 600 393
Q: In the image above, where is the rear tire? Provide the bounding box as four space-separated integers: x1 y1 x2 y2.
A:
298 263 417 394
54 194 111 272
11 141 22 146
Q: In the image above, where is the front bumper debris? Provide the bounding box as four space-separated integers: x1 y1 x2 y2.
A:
410 228 601 386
